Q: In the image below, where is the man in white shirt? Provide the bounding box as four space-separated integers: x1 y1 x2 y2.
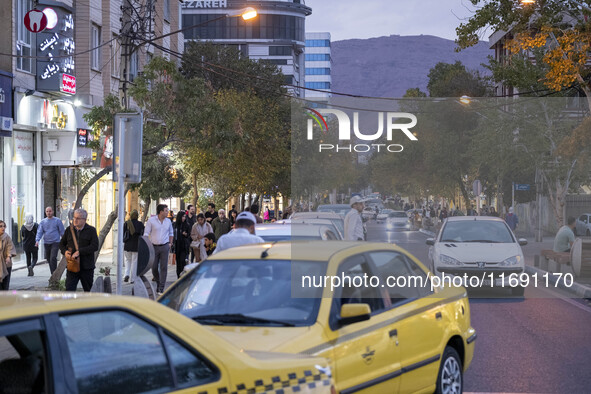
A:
144 204 174 293
344 196 365 241
214 212 264 254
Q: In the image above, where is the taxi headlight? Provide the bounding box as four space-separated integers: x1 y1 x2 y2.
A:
439 254 462 266
500 255 521 266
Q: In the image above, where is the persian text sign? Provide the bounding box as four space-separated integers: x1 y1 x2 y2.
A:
60 73 76 94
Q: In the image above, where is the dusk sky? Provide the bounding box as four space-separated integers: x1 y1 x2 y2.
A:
306 0 487 42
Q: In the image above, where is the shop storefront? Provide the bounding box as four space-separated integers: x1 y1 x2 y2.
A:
0 70 14 236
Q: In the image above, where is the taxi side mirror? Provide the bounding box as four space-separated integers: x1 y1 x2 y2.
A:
339 303 371 326
426 238 435 246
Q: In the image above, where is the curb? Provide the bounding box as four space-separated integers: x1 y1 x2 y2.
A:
419 229 436 237
12 261 47 272
524 265 591 299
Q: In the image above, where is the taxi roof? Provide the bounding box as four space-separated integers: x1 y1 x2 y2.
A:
206 241 402 262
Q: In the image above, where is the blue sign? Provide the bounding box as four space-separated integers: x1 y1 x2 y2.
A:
0 70 13 137
514 184 530 191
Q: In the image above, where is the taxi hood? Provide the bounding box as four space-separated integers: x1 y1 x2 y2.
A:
206 325 314 353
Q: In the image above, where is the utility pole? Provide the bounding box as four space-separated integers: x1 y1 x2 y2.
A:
120 0 133 109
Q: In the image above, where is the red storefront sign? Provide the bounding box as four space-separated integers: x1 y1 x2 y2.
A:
60 73 76 94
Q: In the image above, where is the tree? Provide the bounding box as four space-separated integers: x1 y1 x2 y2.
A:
456 0 591 110
427 61 490 97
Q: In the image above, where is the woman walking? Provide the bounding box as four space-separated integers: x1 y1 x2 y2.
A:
123 210 144 283
20 213 38 276
174 211 191 277
0 220 17 290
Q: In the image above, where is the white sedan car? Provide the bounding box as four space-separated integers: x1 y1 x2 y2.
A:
426 216 528 296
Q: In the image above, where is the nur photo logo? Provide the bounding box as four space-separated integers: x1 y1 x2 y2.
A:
305 108 418 153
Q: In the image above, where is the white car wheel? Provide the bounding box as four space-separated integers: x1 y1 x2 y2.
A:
436 346 463 394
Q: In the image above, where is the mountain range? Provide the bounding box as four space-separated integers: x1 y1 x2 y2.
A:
331 35 492 98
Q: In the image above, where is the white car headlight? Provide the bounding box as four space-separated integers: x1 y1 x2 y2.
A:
439 254 463 266
500 255 522 266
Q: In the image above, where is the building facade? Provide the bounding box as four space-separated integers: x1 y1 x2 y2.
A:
1 0 183 264
305 32 331 101
181 0 312 97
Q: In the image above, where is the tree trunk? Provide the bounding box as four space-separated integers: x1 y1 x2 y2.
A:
458 177 470 211
240 193 245 211
192 173 198 207
142 196 151 223
75 166 112 210
247 193 253 208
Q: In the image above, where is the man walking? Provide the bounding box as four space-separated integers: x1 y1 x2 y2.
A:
204 203 218 224
344 196 365 241
36 206 65 274
60 209 99 292
214 212 264 254
505 207 519 232
144 204 174 294
212 209 231 240
250 204 264 224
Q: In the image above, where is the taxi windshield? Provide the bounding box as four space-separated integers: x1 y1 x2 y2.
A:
159 259 327 327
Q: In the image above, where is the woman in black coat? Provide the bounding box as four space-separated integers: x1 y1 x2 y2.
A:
174 211 191 277
20 213 38 276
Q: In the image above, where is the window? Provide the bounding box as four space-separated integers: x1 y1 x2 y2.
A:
0 320 48 393
162 334 218 388
305 54 331 61
16 0 33 72
579 215 587 224
182 14 305 41
60 311 174 393
369 251 431 303
129 51 138 82
305 39 331 47
111 35 120 77
91 25 101 70
164 0 170 21
263 59 288 65
269 46 292 56
334 255 385 313
305 68 330 75
305 82 331 90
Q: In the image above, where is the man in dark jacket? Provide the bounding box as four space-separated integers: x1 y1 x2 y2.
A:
60 209 99 292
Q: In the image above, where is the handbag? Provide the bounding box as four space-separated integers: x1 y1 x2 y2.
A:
190 240 200 248
66 225 81 273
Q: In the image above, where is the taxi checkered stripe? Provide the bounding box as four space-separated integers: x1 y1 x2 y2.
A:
198 369 331 394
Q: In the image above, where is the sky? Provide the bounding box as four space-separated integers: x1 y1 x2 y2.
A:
305 0 484 42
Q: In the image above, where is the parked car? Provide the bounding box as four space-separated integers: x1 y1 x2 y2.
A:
285 218 343 240
361 207 377 221
0 293 334 394
290 212 345 239
426 216 528 296
316 204 351 218
575 213 591 236
159 241 476 394
255 223 340 242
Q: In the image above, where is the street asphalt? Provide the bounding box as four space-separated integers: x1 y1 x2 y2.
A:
366 221 591 393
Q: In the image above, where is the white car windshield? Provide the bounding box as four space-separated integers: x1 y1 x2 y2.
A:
440 221 515 243
159 260 326 327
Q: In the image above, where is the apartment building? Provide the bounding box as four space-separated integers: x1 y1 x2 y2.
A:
304 32 331 101
0 0 182 261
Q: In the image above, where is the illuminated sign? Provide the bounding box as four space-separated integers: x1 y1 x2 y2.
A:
182 0 227 8
61 74 76 94
36 3 75 93
77 128 88 146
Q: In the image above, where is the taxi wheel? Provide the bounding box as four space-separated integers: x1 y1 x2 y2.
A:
435 346 462 394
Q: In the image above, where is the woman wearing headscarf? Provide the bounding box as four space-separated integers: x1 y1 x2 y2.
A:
20 213 38 276
174 211 191 277
190 213 213 263
0 220 17 290
123 210 144 283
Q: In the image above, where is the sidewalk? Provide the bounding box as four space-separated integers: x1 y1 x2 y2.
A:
9 252 180 294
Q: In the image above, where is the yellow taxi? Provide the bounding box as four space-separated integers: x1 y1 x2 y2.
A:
0 292 334 394
159 241 477 394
